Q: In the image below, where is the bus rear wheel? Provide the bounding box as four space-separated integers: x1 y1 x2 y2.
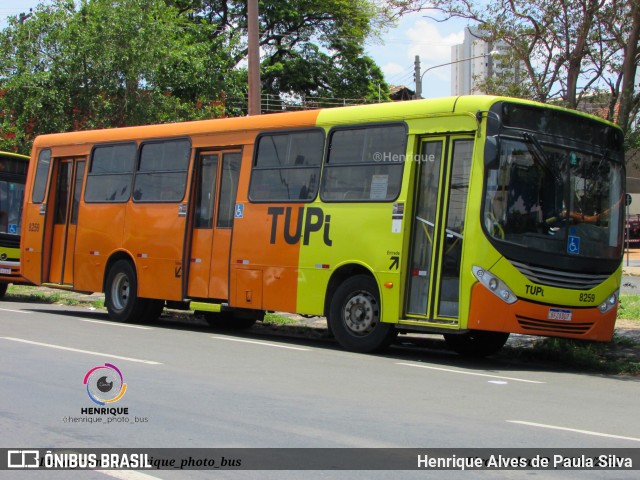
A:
443 330 510 357
0 282 7 299
328 275 396 353
105 260 148 323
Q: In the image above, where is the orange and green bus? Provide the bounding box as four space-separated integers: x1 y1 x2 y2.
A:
0 151 29 298
20 96 625 355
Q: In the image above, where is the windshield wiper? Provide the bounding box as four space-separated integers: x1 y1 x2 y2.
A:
523 133 563 186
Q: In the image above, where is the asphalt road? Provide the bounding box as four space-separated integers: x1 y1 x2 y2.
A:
1 301 639 480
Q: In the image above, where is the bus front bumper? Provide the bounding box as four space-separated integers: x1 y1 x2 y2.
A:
467 283 617 341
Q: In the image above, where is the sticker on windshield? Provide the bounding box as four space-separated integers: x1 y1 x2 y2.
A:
567 228 580 255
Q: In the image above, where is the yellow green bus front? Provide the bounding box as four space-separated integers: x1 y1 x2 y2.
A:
292 96 623 343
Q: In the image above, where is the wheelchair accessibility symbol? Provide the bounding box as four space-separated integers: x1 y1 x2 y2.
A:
234 203 244 219
567 235 580 255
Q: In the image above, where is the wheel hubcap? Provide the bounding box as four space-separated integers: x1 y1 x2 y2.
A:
343 292 379 336
111 272 130 312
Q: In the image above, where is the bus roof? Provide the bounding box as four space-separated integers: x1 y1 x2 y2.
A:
0 151 29 160
31 96 472 148
31 95 620 149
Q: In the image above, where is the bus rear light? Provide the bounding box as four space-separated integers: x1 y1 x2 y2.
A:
598 290 618 314
472 266 517 304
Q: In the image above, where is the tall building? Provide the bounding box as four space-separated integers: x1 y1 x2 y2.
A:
451 27 513 95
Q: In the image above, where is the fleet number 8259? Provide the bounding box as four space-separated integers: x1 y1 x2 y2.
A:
579 293 595 303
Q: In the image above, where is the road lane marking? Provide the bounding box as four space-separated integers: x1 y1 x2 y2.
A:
508 420 640 443
0 307 31 314
76 318 152 329
211 335 310 351
98 471 164 480
396 362 545 384
0 337 162 365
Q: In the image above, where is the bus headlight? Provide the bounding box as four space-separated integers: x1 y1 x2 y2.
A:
598 290 619 314
472 266 517 304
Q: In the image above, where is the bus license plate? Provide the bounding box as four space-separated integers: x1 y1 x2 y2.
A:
0 268 10 275
548 308 572 321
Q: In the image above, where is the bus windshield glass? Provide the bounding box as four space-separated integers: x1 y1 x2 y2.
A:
0 155 27 239
484 135 624 260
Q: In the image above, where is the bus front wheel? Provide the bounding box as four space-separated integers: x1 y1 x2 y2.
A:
328 275 396 353
443 330 510 357
0 282 7 299
105 260 148 323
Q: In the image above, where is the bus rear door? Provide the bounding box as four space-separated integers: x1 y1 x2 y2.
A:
187 150 241 300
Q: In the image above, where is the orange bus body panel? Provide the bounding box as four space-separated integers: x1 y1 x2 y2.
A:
26 110 320 306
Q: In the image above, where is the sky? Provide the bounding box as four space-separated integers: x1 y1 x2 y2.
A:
0 1 469 99
365 10 467 98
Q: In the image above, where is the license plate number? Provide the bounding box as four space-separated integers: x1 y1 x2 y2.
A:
548 308 572 321
0 268 11 275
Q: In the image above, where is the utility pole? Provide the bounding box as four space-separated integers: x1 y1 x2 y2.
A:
247 0 260 115
414 55 421 99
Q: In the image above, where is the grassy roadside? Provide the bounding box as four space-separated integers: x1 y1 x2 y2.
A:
618 294 640 320
501 333 640 375
6 284 105 310
4 285 640 375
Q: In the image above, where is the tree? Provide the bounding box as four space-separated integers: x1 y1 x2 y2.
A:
0 0 391 153
386 0 640 143
0 0 245 153
173 0 390 109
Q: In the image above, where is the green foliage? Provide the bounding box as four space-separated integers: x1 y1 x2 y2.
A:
522 336 640 375
0 0 389 153
180 0 390 110
263 312 297 325
618 294 640 321
0 0 242 153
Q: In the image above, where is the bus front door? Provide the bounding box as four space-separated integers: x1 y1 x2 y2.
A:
187 150 241 300
46 158 85 285
406 137 473 323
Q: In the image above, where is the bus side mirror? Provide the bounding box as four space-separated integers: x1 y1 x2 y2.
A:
484 136 499 169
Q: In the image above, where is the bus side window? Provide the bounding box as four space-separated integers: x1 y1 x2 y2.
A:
85 143 136 203
133 139 190 203
248 129 324 203
32 149 52 204
320 123 406 202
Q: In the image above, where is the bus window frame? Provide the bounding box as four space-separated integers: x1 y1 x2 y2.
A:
248 127 325 204
132 137 192 204
319 121 408 204
32 148 52 204
84 141 138 204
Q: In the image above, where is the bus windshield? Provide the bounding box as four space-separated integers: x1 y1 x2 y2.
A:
484 136 624 260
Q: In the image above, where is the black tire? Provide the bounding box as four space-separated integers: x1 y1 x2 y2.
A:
328 275 397 353
203 312 257 330
0 282 7 299
443 330 510 357
105 259 148 322
141 300 165 323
